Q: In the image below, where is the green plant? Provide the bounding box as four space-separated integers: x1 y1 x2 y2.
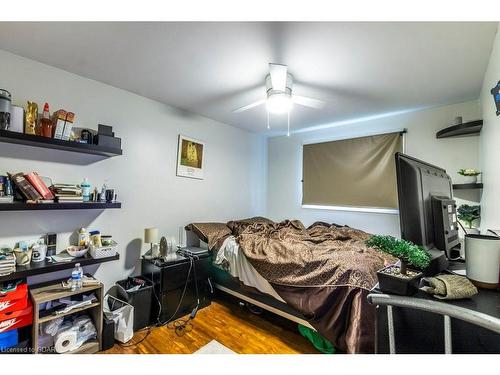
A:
366 235 431 275
458 168 481 176
457 204 481 228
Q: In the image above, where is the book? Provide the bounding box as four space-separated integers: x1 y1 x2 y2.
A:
55 196 83 202
0 196 13 204
8 172 42 201
25 172 54 200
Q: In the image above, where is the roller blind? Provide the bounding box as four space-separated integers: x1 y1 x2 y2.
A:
302 132 403 209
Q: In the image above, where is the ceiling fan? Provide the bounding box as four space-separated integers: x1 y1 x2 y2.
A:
232 63 326 135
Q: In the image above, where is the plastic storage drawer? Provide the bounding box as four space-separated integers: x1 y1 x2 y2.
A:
0 328 18 350
0 283 28 314
0 300 33 334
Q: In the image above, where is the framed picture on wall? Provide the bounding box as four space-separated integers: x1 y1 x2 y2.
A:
176 135 205 179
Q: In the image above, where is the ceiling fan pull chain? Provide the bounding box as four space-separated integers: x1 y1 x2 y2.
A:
287 111 290 137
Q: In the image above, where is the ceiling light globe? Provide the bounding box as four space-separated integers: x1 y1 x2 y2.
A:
266 93 292 114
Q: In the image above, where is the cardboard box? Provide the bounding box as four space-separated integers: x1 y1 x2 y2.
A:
53 109 67 139
62 112 75 141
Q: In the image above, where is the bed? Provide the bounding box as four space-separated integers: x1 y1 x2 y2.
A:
185 217 396 354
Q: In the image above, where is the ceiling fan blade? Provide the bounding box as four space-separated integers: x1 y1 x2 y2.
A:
292 95 325 109
269 63 288 92
232 99 266 113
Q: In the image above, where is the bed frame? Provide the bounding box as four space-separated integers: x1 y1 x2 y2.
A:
185 229 315 330
212 266 315 329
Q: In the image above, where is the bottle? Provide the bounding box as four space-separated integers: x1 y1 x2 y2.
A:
81 178 91 202
78 228 89 247
100 181 107 203
71 263 83 291
40 103 54 138
4 177 13 196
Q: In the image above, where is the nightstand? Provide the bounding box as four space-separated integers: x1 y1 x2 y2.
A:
141 251 213 325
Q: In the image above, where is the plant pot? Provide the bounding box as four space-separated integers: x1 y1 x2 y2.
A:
462 175 478 184
377 265 423 296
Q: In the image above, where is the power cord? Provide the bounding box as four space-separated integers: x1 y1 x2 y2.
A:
122 252 203 347
118 326 152 348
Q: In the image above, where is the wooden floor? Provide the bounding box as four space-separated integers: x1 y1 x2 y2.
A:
103 296 318 354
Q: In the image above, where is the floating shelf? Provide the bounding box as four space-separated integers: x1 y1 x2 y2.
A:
452 183 483 190
436 120 483 139
0 201 121 211
0 130 122 157
0 253 119 283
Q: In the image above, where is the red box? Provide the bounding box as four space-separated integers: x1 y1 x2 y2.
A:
0 300 33 333
0 283 28 314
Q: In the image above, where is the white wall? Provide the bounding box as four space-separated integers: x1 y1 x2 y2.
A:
479 23 500 231
267 101 481 237
0 49 266 290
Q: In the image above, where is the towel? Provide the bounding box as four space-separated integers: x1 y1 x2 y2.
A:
420 274 478 300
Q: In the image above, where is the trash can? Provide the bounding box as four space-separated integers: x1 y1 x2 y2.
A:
103 294 134 343
115 276 153 331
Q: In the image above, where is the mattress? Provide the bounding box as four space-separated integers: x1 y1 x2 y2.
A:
213 236 285 302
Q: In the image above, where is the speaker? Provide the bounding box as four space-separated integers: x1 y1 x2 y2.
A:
101 317 115 351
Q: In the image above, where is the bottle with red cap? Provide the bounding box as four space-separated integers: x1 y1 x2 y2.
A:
40 102 53 138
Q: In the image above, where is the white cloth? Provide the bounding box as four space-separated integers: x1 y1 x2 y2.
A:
214 236 284 302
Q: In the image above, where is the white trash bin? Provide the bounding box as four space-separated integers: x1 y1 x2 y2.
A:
103 294 134 343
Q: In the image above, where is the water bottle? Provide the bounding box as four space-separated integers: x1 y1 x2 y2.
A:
81 178 91 202
71 263 83 291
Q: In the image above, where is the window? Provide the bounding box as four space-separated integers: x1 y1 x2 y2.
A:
302 131 403 210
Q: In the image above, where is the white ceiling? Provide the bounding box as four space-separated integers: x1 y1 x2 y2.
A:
0 22 496 134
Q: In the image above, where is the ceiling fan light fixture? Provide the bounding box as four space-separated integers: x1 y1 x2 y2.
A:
266 93 292 114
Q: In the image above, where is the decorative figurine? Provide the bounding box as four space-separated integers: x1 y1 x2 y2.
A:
490 81 500 116
25 101 38 135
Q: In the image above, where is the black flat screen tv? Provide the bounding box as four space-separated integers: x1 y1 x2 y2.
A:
395 152 455 251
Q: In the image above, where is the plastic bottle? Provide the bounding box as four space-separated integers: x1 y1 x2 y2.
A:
78 228 89 247
100 181 107 203
71 263 83 291
81 178 91 202
40 103 53 138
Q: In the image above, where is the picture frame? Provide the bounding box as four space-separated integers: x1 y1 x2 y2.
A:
176 135 205 180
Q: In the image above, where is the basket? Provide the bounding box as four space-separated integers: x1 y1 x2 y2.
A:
89 240 118 259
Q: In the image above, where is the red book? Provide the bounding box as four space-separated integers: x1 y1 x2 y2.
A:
24 172 54 200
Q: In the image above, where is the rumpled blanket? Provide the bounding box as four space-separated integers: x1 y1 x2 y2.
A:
235 219 396 353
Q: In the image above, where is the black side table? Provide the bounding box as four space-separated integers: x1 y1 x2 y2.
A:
141 251 213 325
368 263 500 354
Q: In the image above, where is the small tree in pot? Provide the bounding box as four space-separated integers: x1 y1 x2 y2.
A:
366 235 431 295
457 204 480 230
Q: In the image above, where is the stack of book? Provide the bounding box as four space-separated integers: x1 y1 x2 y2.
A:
51 184 83 202
0 253 16 276
7 172 54 203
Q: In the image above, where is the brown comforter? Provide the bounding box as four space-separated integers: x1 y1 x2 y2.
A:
234 220 395 354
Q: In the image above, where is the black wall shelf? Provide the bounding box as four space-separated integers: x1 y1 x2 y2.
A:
436 120 483 139
0 130 122 157
0 202 121 211
452 183 483 190
0 254 119 283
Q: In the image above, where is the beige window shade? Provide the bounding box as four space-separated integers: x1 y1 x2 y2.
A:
302 132 403 209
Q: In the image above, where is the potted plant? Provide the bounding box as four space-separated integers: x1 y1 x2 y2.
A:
366 235 431 295
457 204 481 233
458 168 481 184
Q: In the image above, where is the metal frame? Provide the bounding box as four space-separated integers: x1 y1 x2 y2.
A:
368 293 500 354
215 283 315 330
